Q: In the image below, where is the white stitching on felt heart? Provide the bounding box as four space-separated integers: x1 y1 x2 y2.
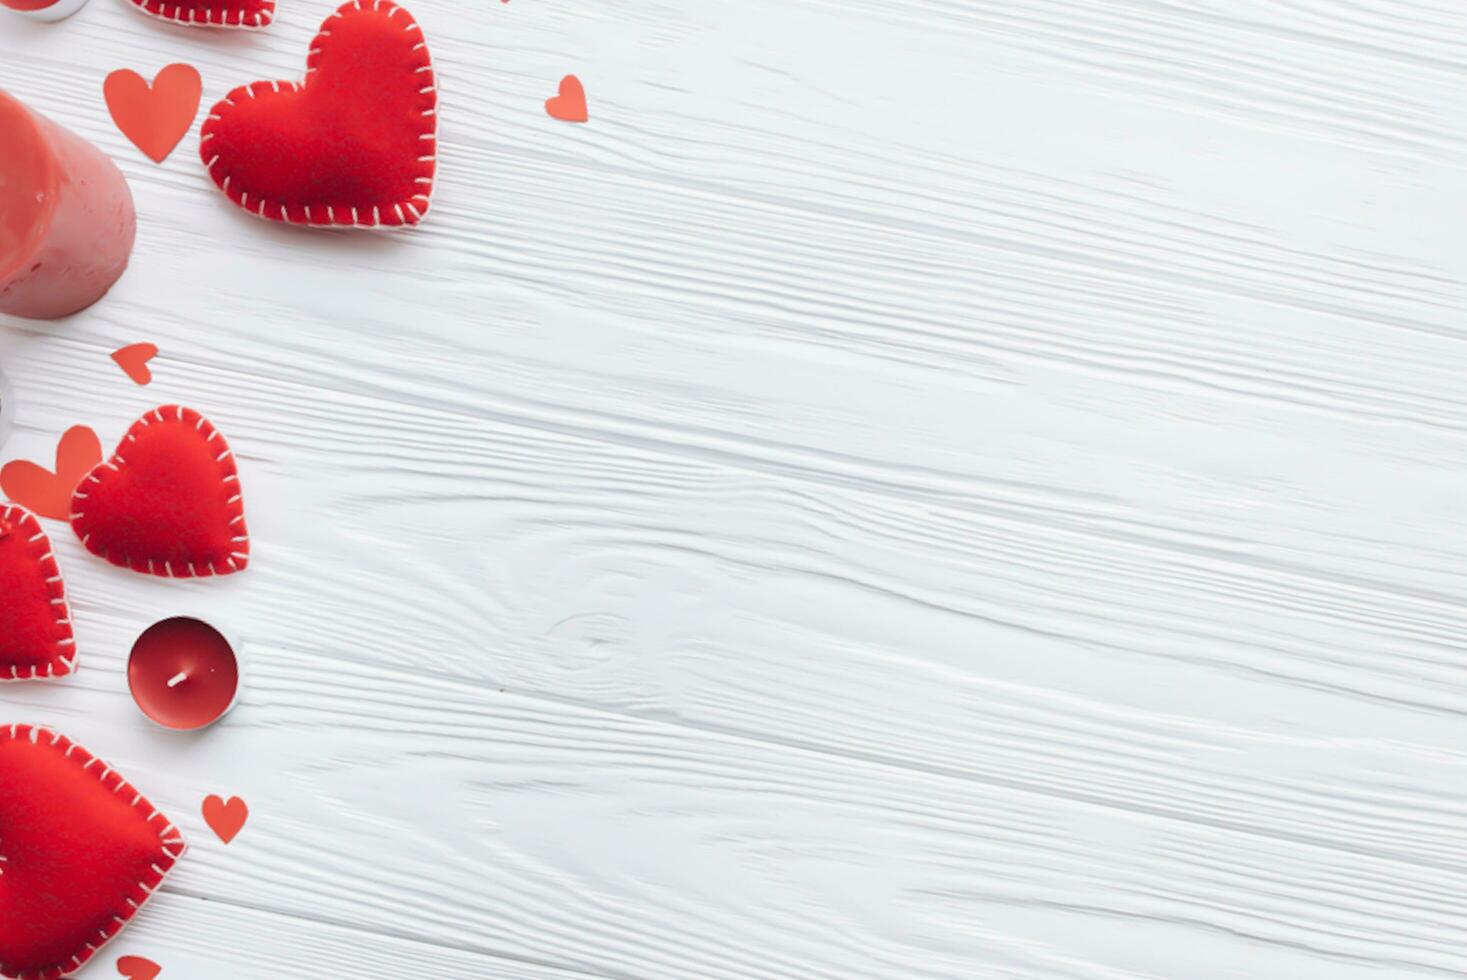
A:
200 0 437 228
0 506 77 683
127 0 273 29
0 725 186 980
69 406 250 579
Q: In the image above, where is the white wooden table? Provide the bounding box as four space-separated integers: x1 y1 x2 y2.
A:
3 1 1466 977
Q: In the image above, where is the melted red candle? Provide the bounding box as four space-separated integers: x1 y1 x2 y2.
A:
128 618 239 730
0 90 134 315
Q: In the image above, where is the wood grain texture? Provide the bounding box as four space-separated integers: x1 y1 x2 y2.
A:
2 0 1465 977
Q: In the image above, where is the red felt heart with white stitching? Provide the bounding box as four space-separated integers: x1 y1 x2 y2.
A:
199 0 437 227
0 725 185 980
0 505 76 681
125 0 273 30
70 406 249 578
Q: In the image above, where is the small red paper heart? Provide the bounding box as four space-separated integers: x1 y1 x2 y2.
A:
104 65 202 164
70 406 249 578
545 74 587 123
199 1 436 227
0 726 184 980
116 955 162 980
201 795 248 844
0 505 77 681
125 0 272 29
1 425 103 521
111 343 159 386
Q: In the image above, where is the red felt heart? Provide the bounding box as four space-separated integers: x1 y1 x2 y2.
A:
70 406 249 578
0 726 185 980
125 0 272 30
199 0 437 228
0 505 76 682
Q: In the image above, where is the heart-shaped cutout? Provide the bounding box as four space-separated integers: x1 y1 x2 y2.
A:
0 726 184 980
104 65 202 164
1 425 103 521
201 795 249 844
545 74 587 123
125 0 272 29
112 343 159 386
199 0 436 227
117 955 163 980
0 505 77 681
70 406 249 578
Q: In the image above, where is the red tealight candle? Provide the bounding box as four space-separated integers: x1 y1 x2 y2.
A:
0 89 135 318
0 0 89 21
128 617 240 731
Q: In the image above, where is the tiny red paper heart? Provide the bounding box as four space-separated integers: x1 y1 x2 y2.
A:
200 0 436 227
70 406 249 578
125 0 272 29
0 726 184 980
1 425 103 521
104 65 202 164
202 795 249 843
545 74 587 123
0 505 77 681
117 955 163 980
112 343 159 386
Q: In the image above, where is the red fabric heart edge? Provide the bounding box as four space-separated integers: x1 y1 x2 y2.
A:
0 505 77 683
69 406 249 579
0 725 185 980
125 0 274 29
199 0 438 228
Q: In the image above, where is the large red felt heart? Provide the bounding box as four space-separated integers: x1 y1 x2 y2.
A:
0 725 185 980
199 0 437 228
70 406 249 578
0 505 76 682
125 0 273 30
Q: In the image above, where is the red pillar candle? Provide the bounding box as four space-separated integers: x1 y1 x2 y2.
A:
0 89 135 319
0 0 90 20
128 617 241 730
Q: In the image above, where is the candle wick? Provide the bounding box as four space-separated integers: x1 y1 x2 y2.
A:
167 671 188 688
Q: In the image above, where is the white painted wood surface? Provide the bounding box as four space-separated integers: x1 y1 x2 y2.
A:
2 0 1466 976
